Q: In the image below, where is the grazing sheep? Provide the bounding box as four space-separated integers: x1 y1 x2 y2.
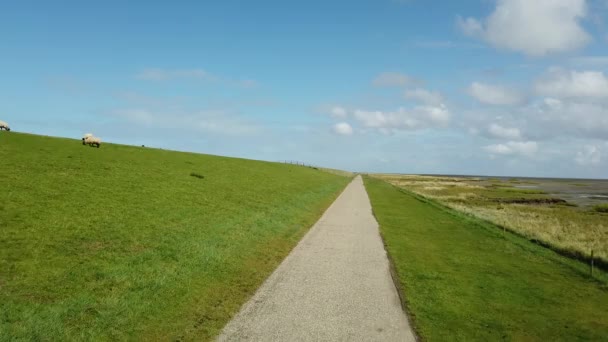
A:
82 135 101 148
81 133 93 145
0 121 10 131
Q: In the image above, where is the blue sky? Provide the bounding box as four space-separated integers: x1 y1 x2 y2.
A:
2 0 608 177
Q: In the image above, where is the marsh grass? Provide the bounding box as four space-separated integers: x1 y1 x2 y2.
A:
593 203 608 213
363 176 608 341
0 132 350 340
376 174 608 264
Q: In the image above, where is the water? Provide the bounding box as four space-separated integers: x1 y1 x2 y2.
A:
444 175 608 207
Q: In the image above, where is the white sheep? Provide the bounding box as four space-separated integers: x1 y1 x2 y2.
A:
0 120 10 131
81 133 93 145
82 134 92 145
82 135 101 148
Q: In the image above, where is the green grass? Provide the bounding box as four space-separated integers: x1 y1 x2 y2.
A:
363 176 608 341
593 204 608 213
0 132 350 341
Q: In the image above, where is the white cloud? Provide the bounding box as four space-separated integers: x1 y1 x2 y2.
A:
484 141 538 157
372 72 417 87
488 123 522 140
136 68 210 81
575 145 602 165
461 66 608 144
458 0 591 56
405 88 443 106
352 104 450 133
354 110 403 129
543 97 563 109
330 106 348 119
463 93 608 142
332 122 354 136
468 82 525 105
484 143 512 155
420 105 450 126
530 98 608 140
535 68 608 99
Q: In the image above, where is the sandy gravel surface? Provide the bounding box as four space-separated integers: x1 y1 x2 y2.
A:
218 175 416 341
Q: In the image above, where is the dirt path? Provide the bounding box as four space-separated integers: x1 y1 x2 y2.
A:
218 176 416 341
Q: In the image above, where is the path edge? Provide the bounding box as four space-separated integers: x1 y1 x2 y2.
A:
216 175 357 340
362 175 421 342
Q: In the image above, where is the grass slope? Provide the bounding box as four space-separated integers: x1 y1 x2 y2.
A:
364 176 608 341
0 132 350 341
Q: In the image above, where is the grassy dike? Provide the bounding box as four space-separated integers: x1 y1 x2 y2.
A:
0 132 350 341
363 176 608 341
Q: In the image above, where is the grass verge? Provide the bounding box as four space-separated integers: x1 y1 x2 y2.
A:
376 174 608 265
363 176 608 341
0 132 351 340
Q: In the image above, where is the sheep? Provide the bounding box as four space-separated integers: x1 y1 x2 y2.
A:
84 136 101 148
81 133 93 144
81 133 93 145
0 121 10 131
82 135 101 148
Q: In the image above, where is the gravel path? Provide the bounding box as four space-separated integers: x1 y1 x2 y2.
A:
218 176 416 341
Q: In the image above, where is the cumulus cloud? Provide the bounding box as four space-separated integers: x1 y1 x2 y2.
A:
488 123 522 140
421 105 450 126
512 97 608 141
535 68 608 99
575 145 602 166
463 95 608 143
353 104 450 133
468 82 525 105
458 0 591 56
373 72 417 87
337 86 450 134
405 88 443 106
484 141 538 157
332 122 354 136
461 65 608 143
539 98 608 139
